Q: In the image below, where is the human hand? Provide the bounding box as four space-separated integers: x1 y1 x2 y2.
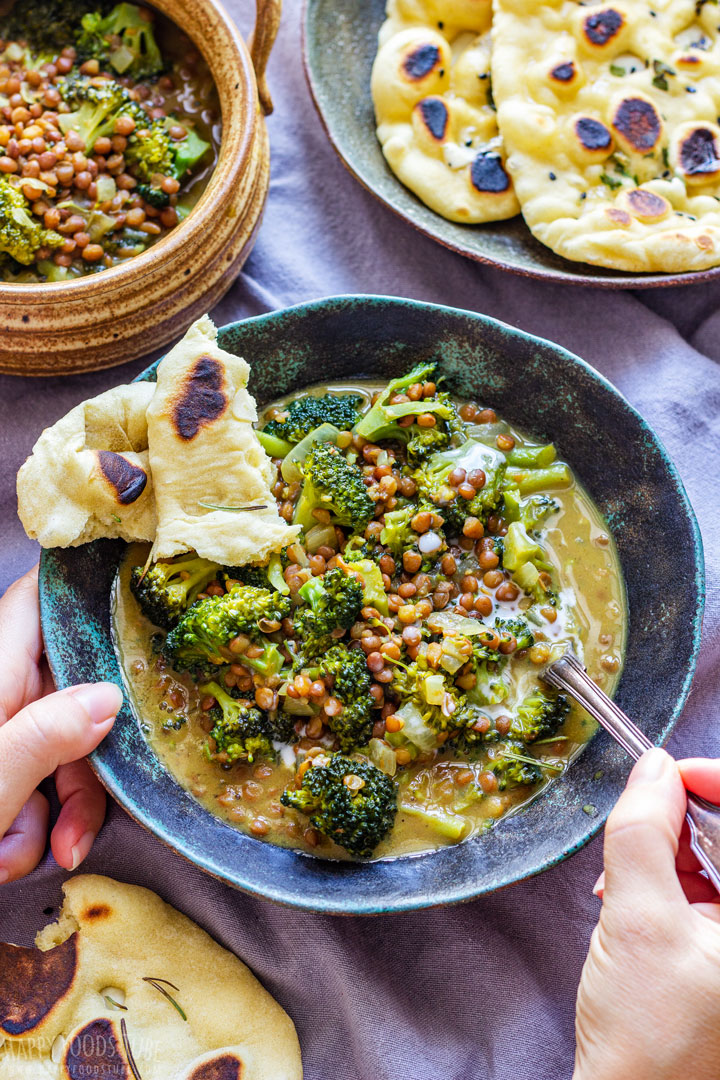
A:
0 567 122 883
574 748 720 1080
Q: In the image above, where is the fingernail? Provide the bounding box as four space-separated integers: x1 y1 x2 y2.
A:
592 872 604 897
0 868 8 885
70 831 95 871
628 747 668 785
70 683 123 724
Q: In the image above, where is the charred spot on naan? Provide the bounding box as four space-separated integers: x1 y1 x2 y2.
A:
188 1053 245 1080
470 151 510 193
62 1018 129 1080
81 903 113 922
171 355 228 441
673 124 720 182
611 96 663 154
0 935 78 1036
551 60 576 82
415 97 449 140
403 42 443 81
605 207 632 226
574 116 614 158
96 451 148 506
582 8 625 48
621 188 672 222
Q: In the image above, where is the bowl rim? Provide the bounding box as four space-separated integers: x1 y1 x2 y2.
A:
301 0 720 290
39 294 706 913
0 0 257 300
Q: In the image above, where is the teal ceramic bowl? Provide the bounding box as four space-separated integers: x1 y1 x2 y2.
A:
303 0 720 289
39 296 704 913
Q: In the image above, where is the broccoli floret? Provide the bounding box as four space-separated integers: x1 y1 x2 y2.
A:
465 634 509 707
353 367 463 448
413 439 507 533
293 567 364 662
200 681 275 764
76 2 162 78
489 740 544 789
310 644 374 751
58 76 149 151
1 0 109 53
263 393 362 444
379 504 418 559
494 616 535 651
130 555 219 629
220 565 270 591
0 176 63 265
125 122 175 181
391 659 471 735
511 688 570 743
353 363 452 443
164 585 291 675
405 425 451 467
136 181 170 208
281 753 398 857
293 442 374 534
502 520 557 605
503 489 559 533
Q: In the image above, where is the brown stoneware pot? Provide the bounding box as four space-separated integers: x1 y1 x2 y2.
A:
0 0 281 376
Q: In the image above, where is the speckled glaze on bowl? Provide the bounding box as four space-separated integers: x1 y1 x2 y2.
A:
303 0 720 290
0 0 282 376
39 296 704 913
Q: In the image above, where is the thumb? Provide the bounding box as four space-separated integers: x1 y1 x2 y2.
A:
0 683 122 839
602 748 688 916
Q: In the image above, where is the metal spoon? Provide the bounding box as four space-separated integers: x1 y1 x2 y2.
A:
541 649 720 893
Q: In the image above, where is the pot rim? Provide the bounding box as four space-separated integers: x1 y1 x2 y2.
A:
0 0 257 302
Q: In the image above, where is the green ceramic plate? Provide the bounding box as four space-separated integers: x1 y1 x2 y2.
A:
303 0 720 289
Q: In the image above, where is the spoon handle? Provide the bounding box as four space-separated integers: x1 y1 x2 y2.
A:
542 650 720 893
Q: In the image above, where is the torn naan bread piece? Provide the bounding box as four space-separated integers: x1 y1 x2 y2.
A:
16 383 156 548
492 0 720 271
371 0 519 223
0 875 303 1080
147 315 300 564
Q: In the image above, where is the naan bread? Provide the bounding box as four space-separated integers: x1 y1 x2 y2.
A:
147 315 300 565
371 0 519 223
492 0 720 270
16 383 157 548
0 875 302 1080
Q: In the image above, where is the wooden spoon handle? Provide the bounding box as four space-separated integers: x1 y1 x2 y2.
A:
249 0 282 115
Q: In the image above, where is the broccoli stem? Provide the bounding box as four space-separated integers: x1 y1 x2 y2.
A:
257 430 294 459
506 463 572 495
506 443 557 469
400 802 470 840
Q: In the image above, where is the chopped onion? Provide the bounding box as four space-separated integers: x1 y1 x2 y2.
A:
394 703 438 752
369 738 397 777
417 530 442 555
305 523 337 553
279 695 314 717
422 673 445 706
440 651 464 675
286 543 309 568
88 211 116 242
95 175 117 204
110 44 135 73
427 611 486 636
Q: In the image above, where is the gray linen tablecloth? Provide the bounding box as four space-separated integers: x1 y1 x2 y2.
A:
1 3 720 1077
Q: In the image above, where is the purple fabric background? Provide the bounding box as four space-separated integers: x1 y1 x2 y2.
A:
1 2 720 1077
